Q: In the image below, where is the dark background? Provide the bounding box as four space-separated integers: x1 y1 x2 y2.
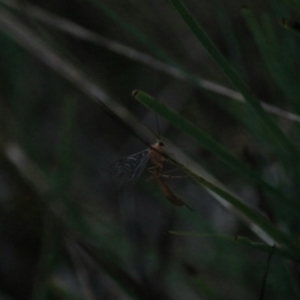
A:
0 0 299 299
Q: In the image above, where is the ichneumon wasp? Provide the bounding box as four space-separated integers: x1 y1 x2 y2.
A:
111 136 192 210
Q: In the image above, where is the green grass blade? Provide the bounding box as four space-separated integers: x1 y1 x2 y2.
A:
169 232 294 260
189 174 299 259
242 9 300 112
212 0 246 77
166 176 300 262
86 0 178 67
132 90 300 215
168 0 300 158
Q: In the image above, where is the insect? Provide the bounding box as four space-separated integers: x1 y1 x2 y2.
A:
111 139 165 187
111 138 192 209
156 174 192 210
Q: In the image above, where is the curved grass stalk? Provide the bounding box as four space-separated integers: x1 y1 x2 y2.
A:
132 90 300 262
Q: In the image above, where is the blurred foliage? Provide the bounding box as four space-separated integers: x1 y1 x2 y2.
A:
0 0 300 299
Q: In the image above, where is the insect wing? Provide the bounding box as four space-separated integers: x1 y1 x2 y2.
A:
111 149 150 187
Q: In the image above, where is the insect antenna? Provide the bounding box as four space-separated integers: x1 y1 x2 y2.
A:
141 113 161 142
155 113 161 140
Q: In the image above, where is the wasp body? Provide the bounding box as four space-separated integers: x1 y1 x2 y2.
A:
111 139 191 209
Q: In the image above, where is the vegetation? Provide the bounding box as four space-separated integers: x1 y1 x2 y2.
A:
0 0 299 299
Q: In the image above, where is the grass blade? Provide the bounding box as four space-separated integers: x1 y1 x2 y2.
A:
242 8 300 112
132 90 300 215
168 0 300 158
133 90 300 261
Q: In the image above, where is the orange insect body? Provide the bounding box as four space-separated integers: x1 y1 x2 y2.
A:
147 140 192 210
112 137 191 209
157 176 185 207
148 140 165 171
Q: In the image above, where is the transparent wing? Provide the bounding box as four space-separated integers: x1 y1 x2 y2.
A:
110 149 150 187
